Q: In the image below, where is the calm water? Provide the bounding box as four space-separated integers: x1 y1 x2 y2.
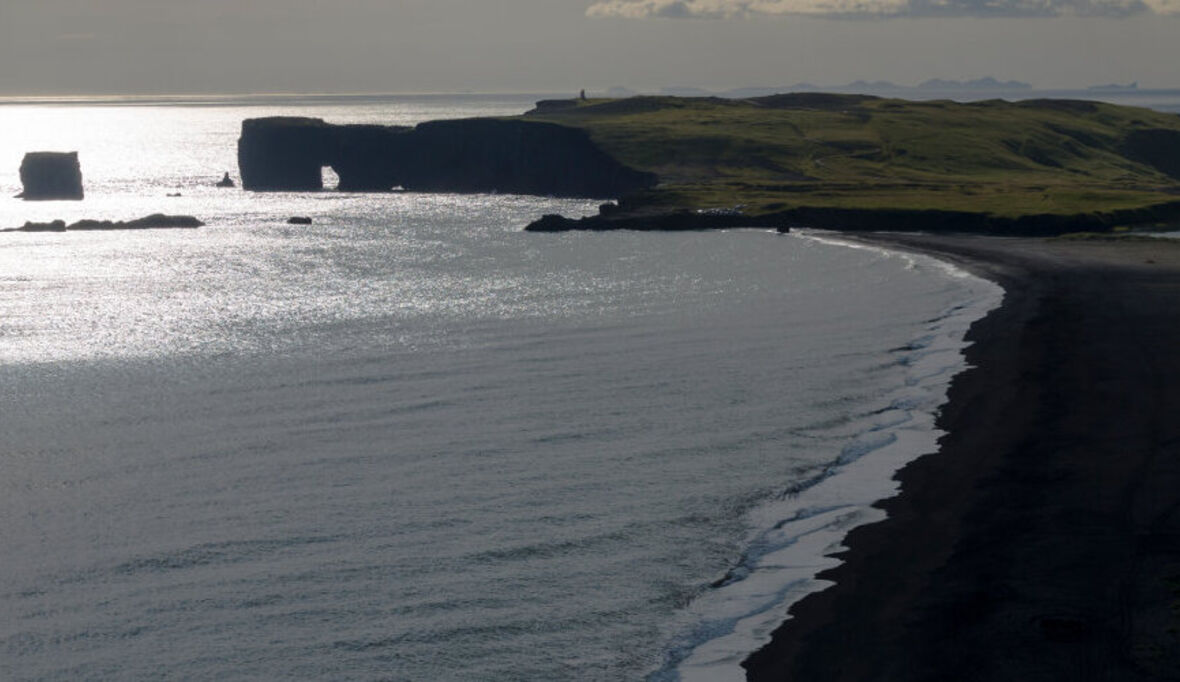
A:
0 95 1002 680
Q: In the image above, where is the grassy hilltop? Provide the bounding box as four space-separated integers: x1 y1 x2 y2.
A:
523 94 1180 225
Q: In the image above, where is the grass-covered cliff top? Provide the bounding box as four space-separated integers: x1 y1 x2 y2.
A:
524 93 1180 221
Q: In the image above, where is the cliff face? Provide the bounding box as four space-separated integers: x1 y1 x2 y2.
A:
237 117 656 198
237 118 337 191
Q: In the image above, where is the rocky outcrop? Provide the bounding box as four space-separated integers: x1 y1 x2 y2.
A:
18 152 84 200
526 209 790 232
525 200 1180 235
5 214 204 232
238 117 657 198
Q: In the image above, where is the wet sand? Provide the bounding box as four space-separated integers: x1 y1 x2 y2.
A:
744 234 1180 681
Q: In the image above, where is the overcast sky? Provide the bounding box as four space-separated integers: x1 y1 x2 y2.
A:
0 0 1176 95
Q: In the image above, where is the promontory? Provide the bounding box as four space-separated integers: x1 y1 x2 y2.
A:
238 93 1180 235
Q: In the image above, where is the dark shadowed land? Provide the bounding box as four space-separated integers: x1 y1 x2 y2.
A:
744 234 1180 681
523 95 1180 234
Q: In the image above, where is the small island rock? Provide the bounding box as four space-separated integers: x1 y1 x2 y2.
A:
18 152 84 200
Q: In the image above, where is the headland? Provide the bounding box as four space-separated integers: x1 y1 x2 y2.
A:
520 94 1180 234
236 116 656 197
237 93 1180 235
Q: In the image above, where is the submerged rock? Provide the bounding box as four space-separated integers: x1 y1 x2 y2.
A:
7 214 204 232
19 219 67 232
70 214 205 230
18 152 84 200
125 214 204 228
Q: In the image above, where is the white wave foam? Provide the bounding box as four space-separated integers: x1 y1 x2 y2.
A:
655 231 1004 682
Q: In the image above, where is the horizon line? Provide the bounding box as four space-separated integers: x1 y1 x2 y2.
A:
2 84 1179 104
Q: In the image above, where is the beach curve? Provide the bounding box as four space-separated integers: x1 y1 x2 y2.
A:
744 233 1180 681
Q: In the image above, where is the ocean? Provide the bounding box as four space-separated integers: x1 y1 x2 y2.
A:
0 95 1001 681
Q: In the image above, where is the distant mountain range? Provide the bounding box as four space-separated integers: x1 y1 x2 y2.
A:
603 77 1036 99
915 77 1032 90
597 79 1173 101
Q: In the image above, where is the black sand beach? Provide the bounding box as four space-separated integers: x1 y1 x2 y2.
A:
745 234 1180 681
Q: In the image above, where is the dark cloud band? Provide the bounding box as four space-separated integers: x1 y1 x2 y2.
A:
586 0 1176 19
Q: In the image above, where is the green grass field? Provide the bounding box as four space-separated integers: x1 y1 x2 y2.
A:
524 94 1180 220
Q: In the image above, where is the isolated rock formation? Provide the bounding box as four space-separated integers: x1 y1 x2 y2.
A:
18 152 84 200
238 117 656 198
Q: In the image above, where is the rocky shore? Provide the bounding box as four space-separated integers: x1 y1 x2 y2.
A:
525 207 790 232
524 201 1180 235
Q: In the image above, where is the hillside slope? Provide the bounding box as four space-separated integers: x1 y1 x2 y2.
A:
524 94 1180 221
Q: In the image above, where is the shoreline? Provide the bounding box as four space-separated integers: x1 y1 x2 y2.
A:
668 230 1004 682
742 233 1180 680
524 203 1180 236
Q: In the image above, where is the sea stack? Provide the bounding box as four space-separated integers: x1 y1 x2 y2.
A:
18 152 84 200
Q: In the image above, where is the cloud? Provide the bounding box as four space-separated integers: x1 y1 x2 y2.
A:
585 0 1180 18
1143 0 1180 11
587 0 741 17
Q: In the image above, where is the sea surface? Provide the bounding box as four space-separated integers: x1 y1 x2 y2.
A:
0 95 1004 681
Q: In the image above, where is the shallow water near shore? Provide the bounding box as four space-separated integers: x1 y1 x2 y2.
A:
1 96 1000 680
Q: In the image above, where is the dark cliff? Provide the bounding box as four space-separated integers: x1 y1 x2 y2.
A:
237 118 339 191
237 117 657 198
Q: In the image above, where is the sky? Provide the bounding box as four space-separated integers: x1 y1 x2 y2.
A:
0 0 1177 95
